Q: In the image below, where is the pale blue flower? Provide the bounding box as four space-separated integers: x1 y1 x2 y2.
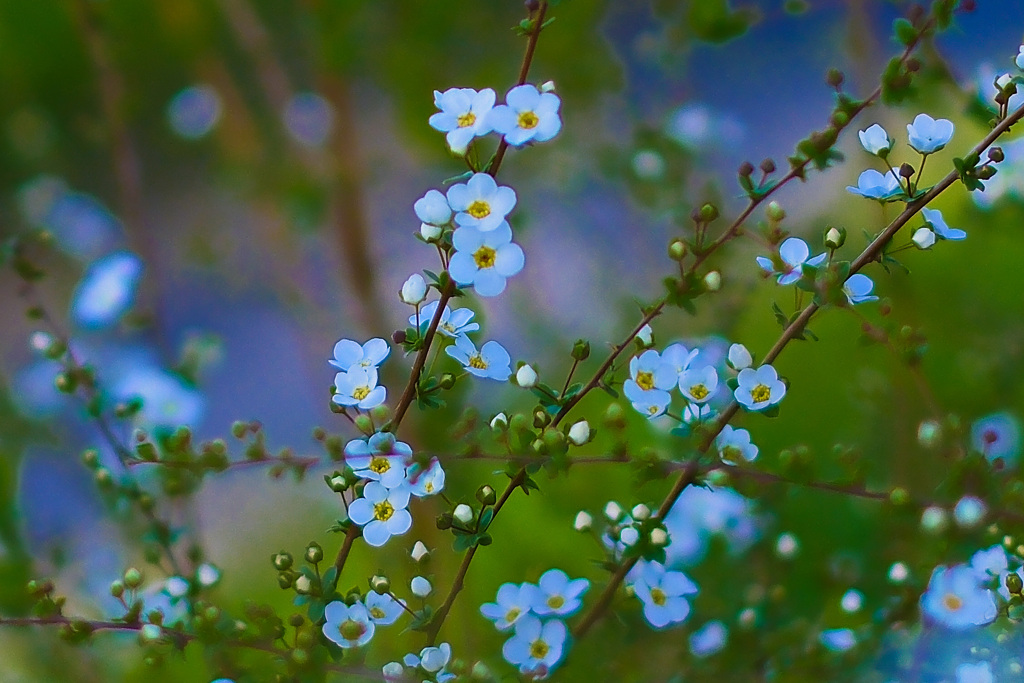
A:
630 559 698 629
406 457 445 497
755 237 826 285
907 113 954 154
690 620 728 657
735 365 786 411
348 482 412 547
843 274 878 304
429 87 496 154
502 617 567 676
920 564 997 629
970 545 1008 583
332 367 386 410
329 338 390 372
481 583 540 631
663 342 699 374
71 251 143 329
531 569 589 617
727 343 752 370
446 173 516 232
819 628 856 652
414 188 453 226
448 222 524 297
364 591 405 626
715 425 758 464
624 349 675 419
402 642 456 682
678 365 718 404
113 366 205 432
858 123 892 156
921 207 966 241
445 335 511 381
971 412 1021 464
488 84 562 147
343 432 412 488
410 301 480 338
846 169 903 200
957 661 993 683
322 601 375 648
683 402 713 424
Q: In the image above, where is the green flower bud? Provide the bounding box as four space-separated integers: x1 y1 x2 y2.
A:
135 441 158 462
1007 572 1024 595
54 372 76 394
369 575 391 594
288 614 305 627
476 485 497 506
312 426 326 441
978 165 997 180
272 552 293 571
699 203 719 222
604 402 626 430
989 147 1005 163
110 580 125 598
543 427 567 454
703 270 722 292
124 568 143 589
354 414 374 435
291 648 309 666
766 201 786 222
81 449 99 468
325 472 348 492
668 239 687 261
825 226 846 250
277 572 294 589
531 438 547 455
94 468 113 487
533 408 551 429
571 339 591 361
231 421 248 439
439 372 456 390
304 542 323 564
826 68 844 88
436 512 453 530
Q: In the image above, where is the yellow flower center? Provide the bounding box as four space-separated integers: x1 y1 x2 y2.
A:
339 619 365 640
352 386 371 401
546 595 565 610
647 405 659 415
688 384 709 400
457 111 477 128
722 446 741 461
943 593 963 611
530 639 550 659
441 322 456 334
469 354 488 370
750 384 771 403
467 200 491 219
650 588 667 606
505 607 521 623
474 245 497 269
636 371 654 391
373 500 395 522
369 457 391 474
369 606 385 619
518 110 539 130
424 482 434 493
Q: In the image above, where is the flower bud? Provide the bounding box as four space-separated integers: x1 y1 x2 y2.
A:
912 227 936 250
898 162 914 179
760 158 776 174
305 542 323 564
110 580 125 598
294 575 312 594
411 541 430 562
978 165 997 180
325 472 348 492
699 203 719 222
989 147 1005 163
391 330 407 345
738 161 755 177
515 364 538 388
272 552 293 571
471 661 492 679
539 80 556 93
453 504 474 524
476 485 497 506
439 372 456 390
490 413 508 431
766 201 786 221
419 222 443 242
727 343 752 370
354 414 374 435
54 372 76 394
631 503 651 521
604 501 623 522
668 239 687 261
703 270 722 292
650 528 669 546
826 68 844 89
81 449 99 468
567 420 591 446
917 420 941 448
604 402 626 429
1007 573 1023 595
400 274 427 305
369 575 391 594
197 563 220 587
571 338 591 361
620 527 640 546
997 73 1013 89
636 324 653 346
573 511 592 532
411 576 432 598
124 568 143 589
824 226 846 250
533 408 551 429
139 623 162 644
436 512 453 530
278 572 295 589
383 662 405 678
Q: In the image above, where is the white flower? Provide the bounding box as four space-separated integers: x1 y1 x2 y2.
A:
411 541 430 562
819 628 856 652
414 188 453 226
604 501 623 521
411 301 480 338
332 367 386 410
954 496 986 528
329 338 390 372
348 482 412 547
858 123 892 156
755 237 826 285
400 274 427 305
445 335 512 381
344 432 412 488
678 365 718 404
846 169 903 200
322 601 375 649
631 504 651 521
453 504 474 524
196 563 220 588
573 511 592 531
663 342 699 374
636 324 654 346
406 458 445 498
516 364 538 388
650 528 668 546
481 583 539 631
907 113 954 154
71 251 144 329
630 560 698 629
727 343 752 370
502 617 567 676
488 84 562 146
446 173 516 232
690 620 728 657
843 273 878 304
567 420 590 446
715 425 758 464
912 227 936 249
364 591 405 626
623 349 676 419
411 576 432 598
841 589 863 613
620 526 640 546
420 222 443 242
448 222 524 297
428 87 496 154
734 365 786 411
921 207 966 241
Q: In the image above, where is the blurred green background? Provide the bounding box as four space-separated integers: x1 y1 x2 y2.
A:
1 0 1024 680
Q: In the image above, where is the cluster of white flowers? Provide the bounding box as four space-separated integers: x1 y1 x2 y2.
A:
321 592 408 650
848 113 955 201
756 236 878 305
342 431 446 547
480 569 589 678
429 84 561 155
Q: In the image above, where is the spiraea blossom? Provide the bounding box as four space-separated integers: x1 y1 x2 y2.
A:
364 591 405 626
448 222 525 297
402 642 456 682
756 237 826 285
678 366 718 404
71 250 144 329
414 188 453 227
531 569 589 618
971 412 1021 464
481 582 540 631
488 83 562 146
907 113 955 154
858 123 893 157
623 349 676 418
629 559 699 629
715 425 758 464
735 365 786 411
920 564 997 629
344 432 413 488
428 87 496 154
322 601 375 649
921 207 967 241
406 458 446 497
329 338 390 372
843 274 878 305
502 617 568 677
410 301 480 338
846 169 903 200
446 172 517 232
332 367 386 410
445 335 511 381
347 482 412 547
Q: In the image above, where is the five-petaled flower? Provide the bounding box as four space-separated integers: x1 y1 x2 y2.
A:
715 425 759 464
348 482 413 547
445 335 512 381
364 591 406 626
448 222 525 297
678 366 719 404
502 617 568 677
846 169 904 200
735 365 786 411
858 123 892 157
330 338 390 372
756 237 826 285
481 582 540 631
429 87 496 154
921 207 967 241
344 432 413 489
843 273 879 305
623 349 676 419
411 301 481 338
630 559 699 629
531 569 589 617
920 564 997 630
322 601 375 648
333 367 386 410
446 173 517 232
907 113 955 154
489 84 562 147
